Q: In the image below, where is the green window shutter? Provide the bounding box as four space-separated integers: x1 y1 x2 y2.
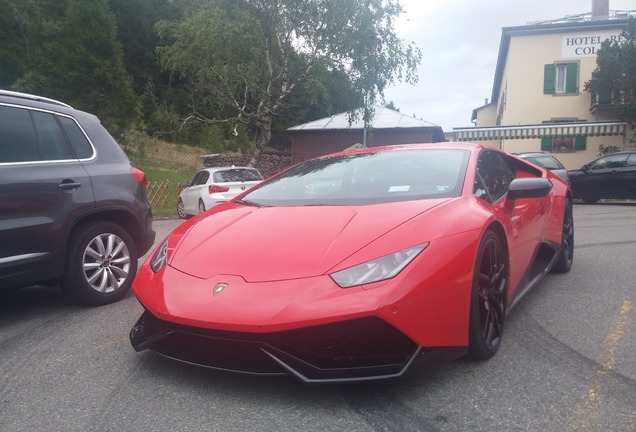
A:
541 137 553 151
544 64 556 94
565 63 578 93
574 135 586 150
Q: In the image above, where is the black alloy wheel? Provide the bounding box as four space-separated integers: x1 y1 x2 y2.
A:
468 230 508 360
552 198 574 273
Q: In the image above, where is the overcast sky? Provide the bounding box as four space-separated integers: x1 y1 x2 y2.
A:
384 0 636 131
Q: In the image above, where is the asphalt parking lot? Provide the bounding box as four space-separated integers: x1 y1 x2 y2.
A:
1 203 635 432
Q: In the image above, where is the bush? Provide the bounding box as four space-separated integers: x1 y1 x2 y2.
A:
598 144 621 156
119 130 158 166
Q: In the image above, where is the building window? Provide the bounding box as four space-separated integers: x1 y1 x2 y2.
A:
555 64 567 93
541 119 586 152
544 62 578 95
540 136 586 152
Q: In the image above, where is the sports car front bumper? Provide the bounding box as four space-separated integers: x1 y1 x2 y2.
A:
130 310 465 383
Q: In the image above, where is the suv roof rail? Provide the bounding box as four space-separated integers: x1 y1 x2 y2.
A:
0 89 73 109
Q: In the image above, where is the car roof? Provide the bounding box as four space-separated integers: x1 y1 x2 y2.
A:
515 152 555 157
0 89 73 109
590 151 636 160
202 166 260 172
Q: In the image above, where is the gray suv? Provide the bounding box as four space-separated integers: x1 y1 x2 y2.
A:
0 90 155 305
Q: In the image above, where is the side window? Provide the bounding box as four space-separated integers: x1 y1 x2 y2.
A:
626 154 636 167
191 172 203 185
474 151 515 203
198 171 210 185
59 116 94 159
589 154 627 170
191 171 210 186
0 105 39 163
31 111 74 160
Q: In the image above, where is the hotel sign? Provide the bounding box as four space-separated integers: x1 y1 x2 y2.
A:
562 30 624 57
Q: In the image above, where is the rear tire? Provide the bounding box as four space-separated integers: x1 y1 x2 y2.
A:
61 222 137 306
177 198 188 219
467 230 508 360
552 198 574 273
198 199 206 214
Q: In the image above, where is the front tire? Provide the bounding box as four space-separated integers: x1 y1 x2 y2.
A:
552 198 574 273
61 222 138 306
467 230 508 360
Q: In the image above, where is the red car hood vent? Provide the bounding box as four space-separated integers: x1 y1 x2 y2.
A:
170 202 444 282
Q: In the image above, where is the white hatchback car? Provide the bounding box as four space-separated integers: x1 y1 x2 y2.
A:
177 166 264 218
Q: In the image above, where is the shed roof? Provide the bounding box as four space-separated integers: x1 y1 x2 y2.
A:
288 105 440 131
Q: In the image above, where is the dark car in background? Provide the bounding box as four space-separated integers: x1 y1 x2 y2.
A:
0 90 155 305
515 152 569 184
568 151 636 203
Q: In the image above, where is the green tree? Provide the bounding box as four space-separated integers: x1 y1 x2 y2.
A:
42 0 139 133
585 17 636 135
0 0 65 88
3 0 138 134
155 0 421 165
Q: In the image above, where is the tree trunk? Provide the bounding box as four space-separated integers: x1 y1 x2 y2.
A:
248 115 272 167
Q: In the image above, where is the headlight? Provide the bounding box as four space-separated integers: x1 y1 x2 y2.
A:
150 239 168 273
330 243 429 288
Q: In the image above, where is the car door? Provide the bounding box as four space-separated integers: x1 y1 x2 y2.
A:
474 150 545 300
181 170 209 214
616 153 636 199
578 153 629 199
0 104 94 287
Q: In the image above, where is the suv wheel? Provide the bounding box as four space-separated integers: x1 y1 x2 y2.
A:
62 222 138 306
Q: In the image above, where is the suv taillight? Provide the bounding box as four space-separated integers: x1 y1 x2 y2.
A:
131 167 148 187
209 184 229 194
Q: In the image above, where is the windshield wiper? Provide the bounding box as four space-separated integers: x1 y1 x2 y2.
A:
234 199 262 207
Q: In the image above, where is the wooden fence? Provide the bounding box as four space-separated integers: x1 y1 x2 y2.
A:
154 148 203 169
147 180 186 208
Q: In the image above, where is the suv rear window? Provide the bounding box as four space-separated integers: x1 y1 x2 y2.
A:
59 116 94 159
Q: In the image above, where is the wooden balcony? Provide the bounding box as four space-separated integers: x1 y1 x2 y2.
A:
590 90 632 114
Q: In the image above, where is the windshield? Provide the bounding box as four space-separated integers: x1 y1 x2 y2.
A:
243 149 470 206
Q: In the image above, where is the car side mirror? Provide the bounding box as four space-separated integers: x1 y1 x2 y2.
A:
581 164 591 173
180 181 190 188
507 178 552 200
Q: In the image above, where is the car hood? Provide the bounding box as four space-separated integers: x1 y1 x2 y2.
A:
169 200 449 282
